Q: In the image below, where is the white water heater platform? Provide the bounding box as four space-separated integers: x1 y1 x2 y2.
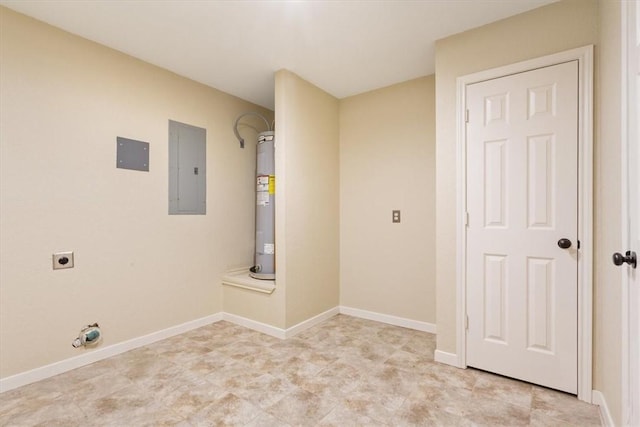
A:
222 268 276 294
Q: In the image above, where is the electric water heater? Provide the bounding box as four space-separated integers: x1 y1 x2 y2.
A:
250 131 275 280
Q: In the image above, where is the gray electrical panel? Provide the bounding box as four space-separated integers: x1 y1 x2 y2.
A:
116 137 149 171
168 120 206 215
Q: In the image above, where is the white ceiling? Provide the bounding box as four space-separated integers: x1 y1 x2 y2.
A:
1 0 557 109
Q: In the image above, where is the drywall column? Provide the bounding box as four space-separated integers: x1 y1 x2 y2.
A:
275 70 340 328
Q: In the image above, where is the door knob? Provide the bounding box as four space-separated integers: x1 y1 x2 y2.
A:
612 251 637 269
557 238 572 249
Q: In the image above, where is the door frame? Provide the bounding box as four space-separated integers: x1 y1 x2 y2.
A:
454 45 594 402
621 1 638 423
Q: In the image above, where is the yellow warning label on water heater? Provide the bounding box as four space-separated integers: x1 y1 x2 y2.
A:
269 175 275 195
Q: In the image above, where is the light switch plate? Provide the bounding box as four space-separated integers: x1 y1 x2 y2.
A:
53 252 74 270
392 210 401 223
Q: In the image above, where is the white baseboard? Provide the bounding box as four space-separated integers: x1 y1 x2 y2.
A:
0 313 222 394
222 312 286 339
222 306 340 339
223 307 434 339
1 306 436 394
339 306 436 334
434 349 463 368
592 390 614 427
285 307 340 338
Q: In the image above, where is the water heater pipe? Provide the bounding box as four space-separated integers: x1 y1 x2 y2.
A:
234 112 271 148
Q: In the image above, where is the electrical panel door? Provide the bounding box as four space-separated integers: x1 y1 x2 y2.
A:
169 120 206 215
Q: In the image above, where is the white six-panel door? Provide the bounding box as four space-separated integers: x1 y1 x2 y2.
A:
466 61 579 394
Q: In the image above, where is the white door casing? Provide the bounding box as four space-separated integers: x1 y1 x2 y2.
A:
454 46 593 402
621 1 639 425
466 61 578 394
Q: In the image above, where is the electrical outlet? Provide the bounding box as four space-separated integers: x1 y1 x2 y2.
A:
53 252 74 270
392 210 401 223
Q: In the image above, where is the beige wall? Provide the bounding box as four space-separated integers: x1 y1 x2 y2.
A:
594 0 623 423
339 76 436 323
275 70 341 328
435 0 624 422
0 7 272 378
222 287 286 329
435 0 598 351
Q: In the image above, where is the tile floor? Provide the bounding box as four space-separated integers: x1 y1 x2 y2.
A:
0 315 601 426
